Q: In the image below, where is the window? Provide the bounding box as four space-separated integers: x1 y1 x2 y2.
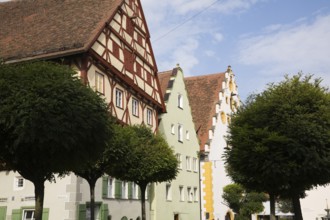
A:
107 177 114 198
187 187 193 202
132 182 138 199
178 93 183 108
14 176 24 190
116 88 123 108
179 186 184 201
186 156 191 171
95 72 105 94
171 124 175 134
132 98 139 117
122 181 128 199
176 154 182 169
186 130 190 140
178 124 183 142
194 187 198 202
192 158 198 172
23 210 35 220
86 204 101 220
146 108 153 125
166 184 172 201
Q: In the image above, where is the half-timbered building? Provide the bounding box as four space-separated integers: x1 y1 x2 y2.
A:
0 0 164 219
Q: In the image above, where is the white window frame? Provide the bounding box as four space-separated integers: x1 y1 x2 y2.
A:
115 88 123 108
179 186 185 201
86 204 101 220
178 93 183 109
95 71 105 94
193 158 198 172
166 183 172 201
107 177 114 198
186 130 190 140
146 108 153 125
122 181 128 199
23 209 35 220
186 156 191 171
194 187 198 202
14 176 24 191
188 187 193 202
178 124 183 142
176 153 182 169
132 182 138 199
171 124 175 134
132 98 139 117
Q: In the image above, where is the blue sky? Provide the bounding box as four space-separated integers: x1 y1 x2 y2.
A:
142 0 330 101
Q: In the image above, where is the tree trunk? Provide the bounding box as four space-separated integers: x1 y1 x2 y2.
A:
89 180 97 220
269 193 276 220
34 179 45 220
140 184 147 220
292 194 303 220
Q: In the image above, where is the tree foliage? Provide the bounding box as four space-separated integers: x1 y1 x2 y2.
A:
224 74 330 220
223 183 267 220
0 61 113 220
107 124 179 220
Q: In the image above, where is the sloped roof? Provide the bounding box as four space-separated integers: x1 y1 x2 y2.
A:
0 0 123 62
184 72 225 151
158 67 179 98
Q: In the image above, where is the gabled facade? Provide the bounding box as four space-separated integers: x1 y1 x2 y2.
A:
0 0 164 219
151 65 201 220
185 66 240 220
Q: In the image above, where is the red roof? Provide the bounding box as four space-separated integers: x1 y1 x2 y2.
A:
184 72 226 151
0 0 123 62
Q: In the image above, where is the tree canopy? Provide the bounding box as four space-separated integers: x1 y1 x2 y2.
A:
224 74 330 220
223 183 266 220
107 124 179 220
0 61 113 220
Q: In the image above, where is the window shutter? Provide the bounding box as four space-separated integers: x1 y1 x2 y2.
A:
77 204 86 220
42 208 49 220
128 182 133 199
11 209 21 220
102 176 108 198
114 180 122 199
100 204 109 220
0 207 7 220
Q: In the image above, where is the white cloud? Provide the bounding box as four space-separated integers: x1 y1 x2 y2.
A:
213 33 224 42
237 14 330 81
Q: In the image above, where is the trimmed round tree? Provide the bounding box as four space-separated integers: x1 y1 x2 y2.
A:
0 61 113 220
107 124 179 220
224 74 330 220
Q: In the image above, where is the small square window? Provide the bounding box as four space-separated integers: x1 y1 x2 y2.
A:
95 72 105 94
116 88 123 108
146 108 153 125
14 176 24 190
132 98 139 117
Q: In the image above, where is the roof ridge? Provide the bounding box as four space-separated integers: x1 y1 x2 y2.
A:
185 71 226 80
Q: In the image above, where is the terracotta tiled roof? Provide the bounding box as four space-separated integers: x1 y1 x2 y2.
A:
0 0 124 62
184 72 225 151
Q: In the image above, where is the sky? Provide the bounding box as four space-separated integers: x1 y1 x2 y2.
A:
1 0 329 101
141 0 330 101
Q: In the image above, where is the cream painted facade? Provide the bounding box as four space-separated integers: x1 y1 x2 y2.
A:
151 66 201 220
200 69 240 220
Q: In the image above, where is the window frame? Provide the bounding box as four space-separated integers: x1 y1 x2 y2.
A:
115 88 124 109
95 71 105 94
146 108 153 126
14 176 24 190
178 124 183 142
176 153 182 169
179 186 185 201
166 183 172 201
22 209 35 220
132 98 139 117
186 156 191 171
178 93 183 109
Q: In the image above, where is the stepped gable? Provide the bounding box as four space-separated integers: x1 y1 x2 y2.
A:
158 67 178 99
0 0 123 62
185 72 225 151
